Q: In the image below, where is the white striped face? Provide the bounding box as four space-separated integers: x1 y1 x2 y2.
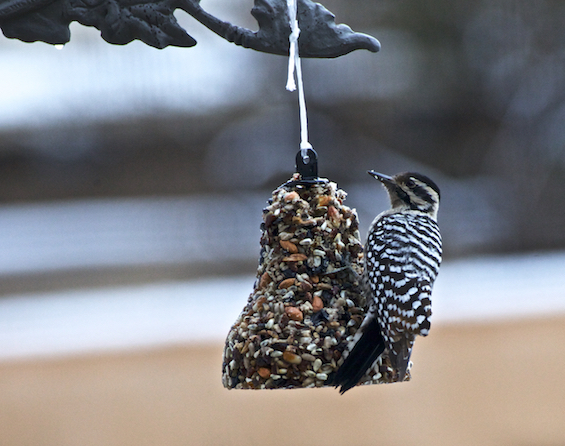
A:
398 176 440 220
374 172 441 221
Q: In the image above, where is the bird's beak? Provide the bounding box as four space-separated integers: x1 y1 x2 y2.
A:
368 170 395 186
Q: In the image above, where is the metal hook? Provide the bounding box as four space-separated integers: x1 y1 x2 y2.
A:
296 147 318 180
285 147 327 187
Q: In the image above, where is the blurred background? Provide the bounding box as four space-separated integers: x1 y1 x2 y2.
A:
1 0 564 445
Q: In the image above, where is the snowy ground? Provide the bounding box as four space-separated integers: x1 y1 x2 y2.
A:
1 251 564 361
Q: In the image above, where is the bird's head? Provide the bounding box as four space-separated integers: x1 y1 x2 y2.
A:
368 171 441 219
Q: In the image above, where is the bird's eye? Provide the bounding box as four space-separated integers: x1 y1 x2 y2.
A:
406 179 415 188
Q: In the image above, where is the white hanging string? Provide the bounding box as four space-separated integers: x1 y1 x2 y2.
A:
285 0 312 161
285 0 299 92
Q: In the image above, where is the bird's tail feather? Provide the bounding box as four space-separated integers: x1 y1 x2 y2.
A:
389 337 414 382
331 318 385 394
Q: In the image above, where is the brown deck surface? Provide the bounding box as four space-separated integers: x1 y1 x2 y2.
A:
1 316 564 446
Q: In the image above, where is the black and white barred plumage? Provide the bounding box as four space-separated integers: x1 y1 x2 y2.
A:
333 171 442 393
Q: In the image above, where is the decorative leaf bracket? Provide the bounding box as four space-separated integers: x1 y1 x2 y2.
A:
0 0 380 58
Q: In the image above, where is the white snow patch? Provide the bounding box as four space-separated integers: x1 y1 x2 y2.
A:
0 251 564 361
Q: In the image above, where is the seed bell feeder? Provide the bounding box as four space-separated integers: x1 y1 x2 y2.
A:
222 146 406 390
2 0 402 390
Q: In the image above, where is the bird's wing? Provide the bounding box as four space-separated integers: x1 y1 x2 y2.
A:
366 215 437 337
